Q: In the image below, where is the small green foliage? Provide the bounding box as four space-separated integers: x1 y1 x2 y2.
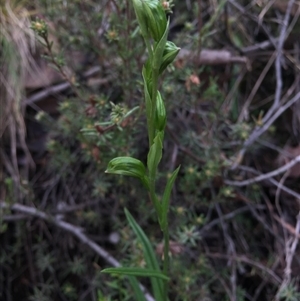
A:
97 289 114 301
278 280 300 301
176 225 200 247
200 160 221 181
29 288 52 301
110 102 128 124
231 122 252 141
0 219 8 234
92 179 111 198
36 252 56 273
82 210 100 226
62 283 77 300
68 257 87 276
106 29 119 42
31 18 48 37
219 186 234 198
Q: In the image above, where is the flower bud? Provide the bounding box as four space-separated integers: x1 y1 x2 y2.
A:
144 0 167 41
132 0 167 41
155 91 166 131
31 18 48 37
132 0 150 39
159 41 180 74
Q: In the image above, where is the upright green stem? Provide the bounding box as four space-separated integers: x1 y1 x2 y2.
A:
149 69 158 145
126 2 179 300
149 183 160 222
162 226 170 299
149 55 170 301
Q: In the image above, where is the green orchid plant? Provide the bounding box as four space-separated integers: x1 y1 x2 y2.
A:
101 0 180 300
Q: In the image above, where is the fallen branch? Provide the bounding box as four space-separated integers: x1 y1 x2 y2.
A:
177 48 249 66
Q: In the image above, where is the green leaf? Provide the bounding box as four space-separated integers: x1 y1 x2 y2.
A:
155 91 166 131
131 0 151 39
147 131 163 179
106 157 145 178
106 157 149 189
125 209 164 300
123 106 139 119
142 66 152 121
152 19 169 72
142 60 153 99
128 277 147 301
101 267 169 280
161 166 180 229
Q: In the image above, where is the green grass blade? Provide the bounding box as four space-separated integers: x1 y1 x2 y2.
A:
128 276 147 301
101 267 169 280
125 208 164 300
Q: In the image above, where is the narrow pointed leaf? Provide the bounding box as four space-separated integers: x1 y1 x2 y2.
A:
128 276 147 301
155 91 166 131
125 209 164 300
152 19 169 72
142 66 152 122
132 0 150 39
123 106 139 119
147 131 163 179
101 267 169 280
161 166 180 229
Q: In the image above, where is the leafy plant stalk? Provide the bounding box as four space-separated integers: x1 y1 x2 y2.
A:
104 1 180 300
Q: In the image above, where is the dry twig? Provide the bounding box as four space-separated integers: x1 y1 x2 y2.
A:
275 212 300 300
227 154 300 186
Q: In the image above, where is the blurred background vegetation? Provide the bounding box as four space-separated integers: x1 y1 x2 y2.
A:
1 0 300 300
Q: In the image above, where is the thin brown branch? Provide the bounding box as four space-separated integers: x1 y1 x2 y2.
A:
273 214 300 239
227 154 300 186
226 164 300 200
275 212 300 300
262 0 296 123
